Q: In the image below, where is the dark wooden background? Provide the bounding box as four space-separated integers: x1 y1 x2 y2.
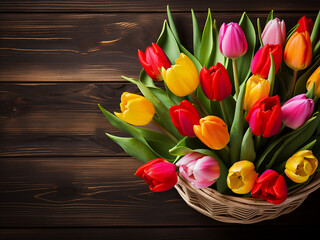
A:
1 1 320 239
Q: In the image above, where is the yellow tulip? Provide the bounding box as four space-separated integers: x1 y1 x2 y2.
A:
306 66 320 97
227 160 258 194
285 150 318 183
114 92 155 126
284 31 312 71
243 75 270 111
162 53 200 97
193 116 229 150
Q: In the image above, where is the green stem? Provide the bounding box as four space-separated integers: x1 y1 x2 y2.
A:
232 58 240 98
313 96 319 104
224 145 230 153
219 100 229 127
151 119 178 143
191 92 209 116
287 70 298 99
255 135 262 151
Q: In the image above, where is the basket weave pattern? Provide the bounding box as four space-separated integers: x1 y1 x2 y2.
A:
175 173 320 224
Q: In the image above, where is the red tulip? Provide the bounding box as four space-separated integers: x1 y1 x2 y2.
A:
200 62 232 101
135 158 177 192
251 169 287 205
245 96 282 137
169 100 201 137
251 44 283 79
295 16 314 35
138 43 171 81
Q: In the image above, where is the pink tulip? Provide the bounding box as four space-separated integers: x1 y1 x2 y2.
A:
176 152 220 188
219 22 248 59
261 18 286 46
282 94 314 129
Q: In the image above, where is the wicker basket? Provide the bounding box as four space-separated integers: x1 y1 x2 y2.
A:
175 172 320 224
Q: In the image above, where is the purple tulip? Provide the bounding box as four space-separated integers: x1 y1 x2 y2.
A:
219 22 248 59
282 94 314 129
176 152 220 188
261 18 286 46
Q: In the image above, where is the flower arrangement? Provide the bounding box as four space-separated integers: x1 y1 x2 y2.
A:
99 6 320 221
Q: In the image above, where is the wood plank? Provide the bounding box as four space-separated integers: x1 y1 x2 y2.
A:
0 12 317 82
0 156 319 227
0 227 317 240
0 82 141 157
0 0 319 12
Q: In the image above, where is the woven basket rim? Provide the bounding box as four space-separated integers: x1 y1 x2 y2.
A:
175 172 320 208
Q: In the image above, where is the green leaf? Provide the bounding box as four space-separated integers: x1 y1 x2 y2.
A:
311 11 320 48
195 85 212 115
106 133 158 163
206 19 225 67
268 52 276 96
199 9 213 66
294 57 320 95
257 18 263 47
166 5 181 44
271 113 320 167
241 128 256 162
266 10 274 25
238 12 256 85
169 137 207 156
305 82 315 99
139 69 155 87
223 95 236 125
157 20 180 63
98 104 176 159
191 9 201 59
256 114 319 170
230 81 246 164
286 24 299 43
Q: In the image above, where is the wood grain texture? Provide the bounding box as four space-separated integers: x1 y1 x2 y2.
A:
0 12 317 82
0 227 317 240
0 0 319 12
0 157 319 228
0 82 143 157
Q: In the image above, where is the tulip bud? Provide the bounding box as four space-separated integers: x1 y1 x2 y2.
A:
306 66 320 97
162 53 200 97
245 95 282 137
281 94 314 129
243 75 271 111
135 158 178 192
193 116 230 150
284 31 312 71
261 18 286 46
169 100 201 137
251 169 287 205
219 22 248 59
200 63 232 101
176 152 220 188
285 150 318 183
138 43 171 81
227 160 258 194
251 44 283 79
295 16 314 35
114 92 155 126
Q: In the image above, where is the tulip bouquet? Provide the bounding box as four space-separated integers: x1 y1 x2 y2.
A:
99 6 320 214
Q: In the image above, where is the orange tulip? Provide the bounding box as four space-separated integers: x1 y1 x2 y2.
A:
306 66 320 97
284 31 312 71
193 116 229 150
